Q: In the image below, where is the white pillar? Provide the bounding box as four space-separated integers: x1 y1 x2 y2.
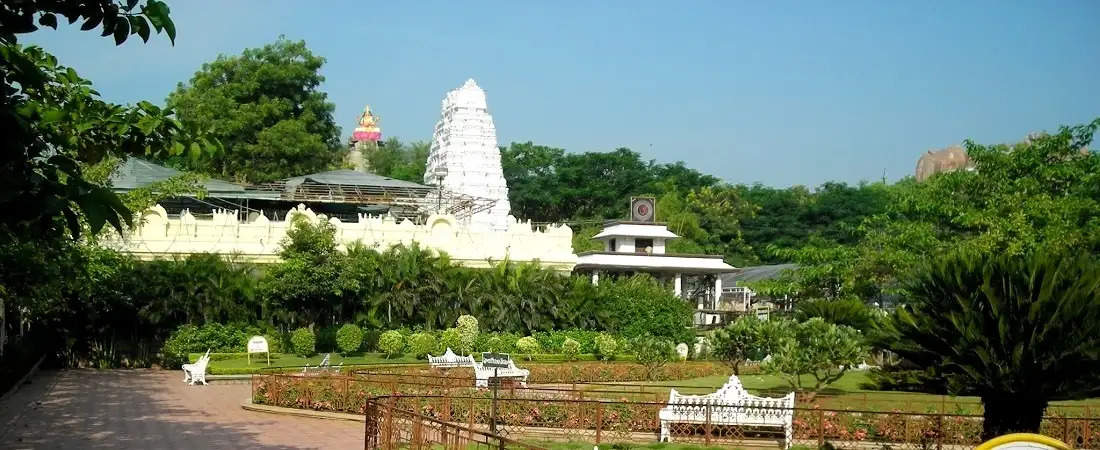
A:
713 276 723 309
673 273 682 297
591 271 599 286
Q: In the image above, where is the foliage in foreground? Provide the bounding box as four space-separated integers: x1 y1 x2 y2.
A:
881 251 1100 439
764 318 866 395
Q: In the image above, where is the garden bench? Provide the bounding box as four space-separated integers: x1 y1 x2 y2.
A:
658 375 794 448
182 349 210 385
427 348 475 369
473 359 528 388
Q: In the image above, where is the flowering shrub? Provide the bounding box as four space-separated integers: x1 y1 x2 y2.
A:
456 315 478 354
595 333 618 360
516 336 540 360
526 361 724 383
561 338 581 361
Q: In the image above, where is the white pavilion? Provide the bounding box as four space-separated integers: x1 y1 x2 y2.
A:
573 199 737 326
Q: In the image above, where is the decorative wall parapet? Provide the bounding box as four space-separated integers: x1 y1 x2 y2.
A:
103 204 577 270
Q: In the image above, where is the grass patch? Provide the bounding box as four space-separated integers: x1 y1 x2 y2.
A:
195 352 424 374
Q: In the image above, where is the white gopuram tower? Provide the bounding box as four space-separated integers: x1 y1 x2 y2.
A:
425 79 512 231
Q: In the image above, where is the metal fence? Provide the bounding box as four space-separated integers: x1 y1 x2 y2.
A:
251 371 1100 449
364 397 542 450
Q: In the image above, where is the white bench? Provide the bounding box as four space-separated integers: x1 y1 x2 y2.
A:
473 359 529 388
428 348 475 369
659 375 794 448
182 349 210 385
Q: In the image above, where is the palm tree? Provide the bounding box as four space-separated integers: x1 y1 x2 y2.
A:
882 252 1100 439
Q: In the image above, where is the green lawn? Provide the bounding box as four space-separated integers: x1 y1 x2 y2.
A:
199 352 423 374
584 371 1100 416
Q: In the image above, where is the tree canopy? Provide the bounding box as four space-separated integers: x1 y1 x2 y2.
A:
165 37 342 183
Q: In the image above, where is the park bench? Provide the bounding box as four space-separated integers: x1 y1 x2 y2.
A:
427 348 476 369
659 375 794 448
182 349 210 386
473 359 529 388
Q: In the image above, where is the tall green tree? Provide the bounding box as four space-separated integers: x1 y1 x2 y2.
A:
1 1 209 240
881 252 1100 439
166 37 342 183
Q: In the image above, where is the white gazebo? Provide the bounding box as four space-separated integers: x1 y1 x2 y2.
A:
574 219 737 324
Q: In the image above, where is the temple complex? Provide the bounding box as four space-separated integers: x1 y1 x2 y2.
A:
424 79 512 231
346 105 382 173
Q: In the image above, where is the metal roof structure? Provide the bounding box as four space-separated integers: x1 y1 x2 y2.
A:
109 158 246 193
720 264 798 285
108 158 497 222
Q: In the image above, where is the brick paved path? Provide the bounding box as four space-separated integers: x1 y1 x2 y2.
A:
0 369 361 449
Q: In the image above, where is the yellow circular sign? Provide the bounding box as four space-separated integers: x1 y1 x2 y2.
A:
975 433 1069 450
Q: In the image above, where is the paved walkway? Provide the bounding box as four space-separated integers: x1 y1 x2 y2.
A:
0 369 361 449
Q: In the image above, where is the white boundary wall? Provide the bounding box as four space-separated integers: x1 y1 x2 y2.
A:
102 204 577 270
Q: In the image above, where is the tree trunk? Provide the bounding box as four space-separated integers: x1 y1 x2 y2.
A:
981 395 1047 441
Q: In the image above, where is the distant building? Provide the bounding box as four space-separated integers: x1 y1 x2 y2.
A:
102 158 575 269
915 145 973 182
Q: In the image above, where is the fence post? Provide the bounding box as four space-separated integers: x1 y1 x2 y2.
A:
817 409 825 449
935 414 944 450
596 403 604 444
705 404 713 446
344 377 350 412
1062 417 1070 446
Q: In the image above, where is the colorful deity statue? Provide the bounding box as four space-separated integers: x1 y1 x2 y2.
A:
352 106 382 142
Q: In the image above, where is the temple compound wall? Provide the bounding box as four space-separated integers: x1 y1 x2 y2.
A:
104 204 577 270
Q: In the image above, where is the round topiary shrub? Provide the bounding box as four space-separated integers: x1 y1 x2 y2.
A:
335 324 363 355
409 332 438 358
378 330 405 358
595 333 618 360
456 315 479 354
439 328 462 354
561 337 581 361
291 328 316 357
516 336 540 361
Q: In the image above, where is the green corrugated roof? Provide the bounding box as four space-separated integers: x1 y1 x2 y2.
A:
109 158 245 193
721 264 798 285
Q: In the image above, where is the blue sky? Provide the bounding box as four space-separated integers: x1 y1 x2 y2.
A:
25 1 1100 187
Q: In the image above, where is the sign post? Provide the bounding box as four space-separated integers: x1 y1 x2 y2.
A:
247 336 270 365
482 352 511 435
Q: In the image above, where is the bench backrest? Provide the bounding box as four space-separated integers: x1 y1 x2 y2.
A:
318 354 331 367
428 348 475 368
667 375 794 412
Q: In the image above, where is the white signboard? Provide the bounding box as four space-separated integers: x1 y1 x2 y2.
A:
247 336 270 365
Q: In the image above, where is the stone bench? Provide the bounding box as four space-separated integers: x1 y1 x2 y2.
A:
427 348 475 369
659 375 794 448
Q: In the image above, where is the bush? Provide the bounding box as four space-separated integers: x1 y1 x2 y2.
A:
335 324 363 355
314 326 338 353
290 328 316 356
409 332 438 358
439 328 462 354
533 329 600 353
602 275 693 343
484 335 504 352
456 315 478 354
378 330 405 358
594 333 618 360
515 336 540 360
561 338 581 361
162 323 268 367
634 336 675 380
